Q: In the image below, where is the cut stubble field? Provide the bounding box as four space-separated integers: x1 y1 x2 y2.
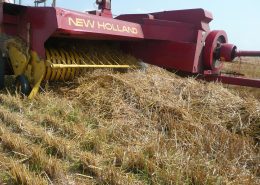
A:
0 63 259 184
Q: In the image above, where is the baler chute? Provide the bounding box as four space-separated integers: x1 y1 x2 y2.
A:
0 0 259 98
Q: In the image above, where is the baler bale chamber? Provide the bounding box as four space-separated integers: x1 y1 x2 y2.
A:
0 0 259 98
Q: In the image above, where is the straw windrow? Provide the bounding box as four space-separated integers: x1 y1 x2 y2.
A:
0 65 259 184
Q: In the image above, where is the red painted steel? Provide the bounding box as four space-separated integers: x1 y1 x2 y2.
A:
219 44 260 61
204 75 260 88
56 8 143 39
220 43 237 61
118 9 213 74
0 2 259 88
0 3 143 58
236 51 260 57
203 30 227 71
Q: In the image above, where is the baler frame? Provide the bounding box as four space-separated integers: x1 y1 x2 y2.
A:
0 0 259 98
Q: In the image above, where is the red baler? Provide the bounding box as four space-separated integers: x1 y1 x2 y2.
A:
0 0 259 98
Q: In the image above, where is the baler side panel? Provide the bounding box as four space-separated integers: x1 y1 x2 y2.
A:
141 18 198 43
0 3 23 36
123 41 197 72
22 7 144 58
1 4 58 58
151 9 213 31
55 8 144 40
118 9 212 73
21 7 58 58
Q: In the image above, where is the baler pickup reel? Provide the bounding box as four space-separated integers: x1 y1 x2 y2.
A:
44 41 139 81
5 39 141 98
0 1 143 98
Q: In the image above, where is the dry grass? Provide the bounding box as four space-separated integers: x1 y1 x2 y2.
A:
0 153 48 185
0 66 259 184
222 57 260 99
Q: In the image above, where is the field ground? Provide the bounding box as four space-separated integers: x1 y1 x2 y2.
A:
222 57 260 99
0 61 259 184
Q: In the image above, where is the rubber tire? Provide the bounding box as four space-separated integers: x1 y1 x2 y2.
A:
15 75 31 96
0 52 5 90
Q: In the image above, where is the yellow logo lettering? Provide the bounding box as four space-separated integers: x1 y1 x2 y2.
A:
83 19 95 28
69 17 95 28
97 21 105 29
68 17 138 35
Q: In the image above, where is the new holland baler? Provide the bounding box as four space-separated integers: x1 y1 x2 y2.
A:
0 0 259 98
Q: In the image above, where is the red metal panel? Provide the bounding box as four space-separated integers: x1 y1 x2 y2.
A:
141 18 197 43
118 9 212 73
117 9 213 32
3 14 17 24
0 4 18 35
17 7 58 58
193 30 207 73
2 5 144 58
56 8 144 39
116 14 151 24
124 41 198 73
151 9 213 31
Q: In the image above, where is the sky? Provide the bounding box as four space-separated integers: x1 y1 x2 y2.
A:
22 0 260 50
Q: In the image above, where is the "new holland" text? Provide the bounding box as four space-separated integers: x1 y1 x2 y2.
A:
68 17 138 35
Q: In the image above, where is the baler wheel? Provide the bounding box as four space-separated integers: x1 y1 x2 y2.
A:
15 75 31 96
204 30 228 71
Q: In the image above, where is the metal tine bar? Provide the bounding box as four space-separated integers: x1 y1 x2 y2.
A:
79 46 96 64
60 49 69 64
91 46 113 65
70 49 82 65
92 52 106 65
108 50 129 65
53 49 63 81
58 48 70 80
55 49 67 81
89 52 103 65
75 51 86 65
102 50 121 65
60 49 72 80
50 64 131 68
104 53 121 65
78 50 97 65
100 53 117 65
114 54 132 66
68 50 80 77
71 51 83 76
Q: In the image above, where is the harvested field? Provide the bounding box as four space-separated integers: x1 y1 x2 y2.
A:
223 57 260 99
0 66 259 184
